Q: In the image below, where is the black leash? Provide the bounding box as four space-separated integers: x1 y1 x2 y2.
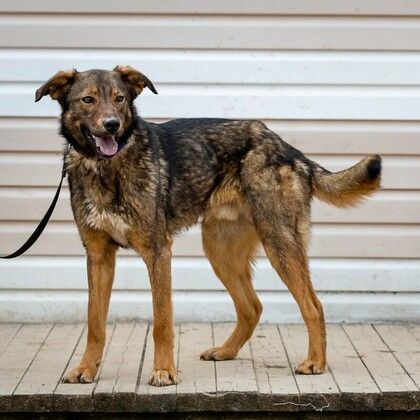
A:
1 145 69 259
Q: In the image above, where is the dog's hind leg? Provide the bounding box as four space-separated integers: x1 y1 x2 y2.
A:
200 215 262 361
263 237 326 374
242 161 326 374
63 229 117 383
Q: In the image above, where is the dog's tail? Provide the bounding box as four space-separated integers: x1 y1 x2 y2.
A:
310 154 382 208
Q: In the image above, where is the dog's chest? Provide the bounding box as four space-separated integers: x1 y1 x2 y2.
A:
67 155 146 248
86 203 129 247
82 186 132 248
86 206 130 247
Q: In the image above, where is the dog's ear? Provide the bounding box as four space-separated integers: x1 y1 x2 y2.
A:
114 65 158 98
35 69 78 102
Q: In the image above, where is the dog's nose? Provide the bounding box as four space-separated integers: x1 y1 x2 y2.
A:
103 117 120 134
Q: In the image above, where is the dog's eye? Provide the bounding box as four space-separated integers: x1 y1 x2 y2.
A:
82 96 94 104
116 95 125 103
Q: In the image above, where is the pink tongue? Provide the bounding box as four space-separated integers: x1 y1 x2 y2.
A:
94 135 118 156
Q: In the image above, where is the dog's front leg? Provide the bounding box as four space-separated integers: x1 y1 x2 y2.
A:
63 229 117 383
142 240 177 387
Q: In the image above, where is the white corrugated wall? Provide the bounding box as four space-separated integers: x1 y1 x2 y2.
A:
0 1 419 322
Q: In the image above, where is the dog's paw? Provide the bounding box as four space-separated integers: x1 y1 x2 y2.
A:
149 369 178 387
62 366 97 384
295 358 326 375
200 346 238 361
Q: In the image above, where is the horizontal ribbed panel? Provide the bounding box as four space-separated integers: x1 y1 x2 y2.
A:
0 4 418 319
2 15 420 50
2 1 420 16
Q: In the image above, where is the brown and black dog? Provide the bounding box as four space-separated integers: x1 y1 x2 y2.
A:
35 66 381 386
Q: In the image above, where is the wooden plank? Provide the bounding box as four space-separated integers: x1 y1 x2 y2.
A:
212 323 258 392
278 324 340 411
2 0 420 16
211 323 259 411
94 323 148 412
408 323 420 343
176 323 217 411
327 325 380 410
136 324 179 412
0 324 52 411
249 324 299 411
13 324 84 411
53 324 114 412
343 324 418 410
0 324 21 356
2 15 420 51
373 324 420 388
0 322 419 413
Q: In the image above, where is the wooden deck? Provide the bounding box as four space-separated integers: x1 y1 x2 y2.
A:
0 322 419 414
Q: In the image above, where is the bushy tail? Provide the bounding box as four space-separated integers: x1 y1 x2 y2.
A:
311 154 382 207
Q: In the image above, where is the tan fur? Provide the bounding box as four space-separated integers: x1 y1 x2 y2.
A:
313 155 382 207
201 212 262 361
206 176 251 222
63 228 117 383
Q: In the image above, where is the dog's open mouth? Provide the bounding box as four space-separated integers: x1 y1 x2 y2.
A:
93 135 118 156
82 127 119 157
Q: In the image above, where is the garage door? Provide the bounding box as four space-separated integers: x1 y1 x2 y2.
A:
0 1 419 322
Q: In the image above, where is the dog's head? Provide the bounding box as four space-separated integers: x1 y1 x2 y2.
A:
35 66 157 159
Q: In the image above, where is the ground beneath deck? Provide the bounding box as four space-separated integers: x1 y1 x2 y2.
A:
0 322 418 414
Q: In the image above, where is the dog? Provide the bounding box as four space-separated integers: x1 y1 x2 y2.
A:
35 66 381 386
